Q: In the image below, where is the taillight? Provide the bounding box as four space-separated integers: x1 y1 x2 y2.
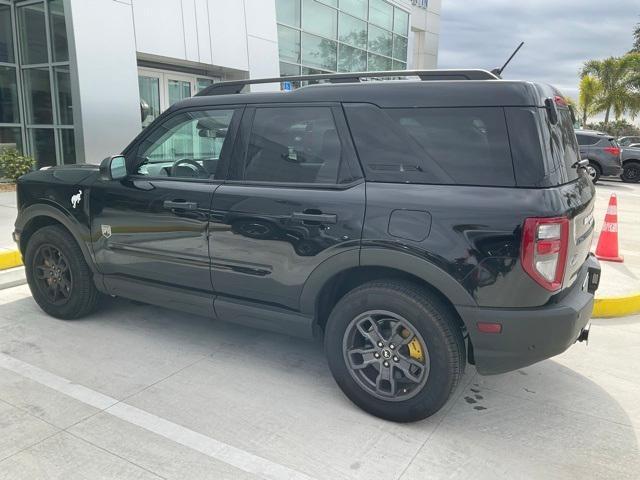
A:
604 146 621 156
521 217 569 291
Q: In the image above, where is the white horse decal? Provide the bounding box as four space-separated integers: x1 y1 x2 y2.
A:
71 190 82 209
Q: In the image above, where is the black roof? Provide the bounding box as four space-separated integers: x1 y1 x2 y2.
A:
170 79 562 113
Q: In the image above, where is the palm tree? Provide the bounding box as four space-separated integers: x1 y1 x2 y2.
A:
578 75 602 125
581 55 640 125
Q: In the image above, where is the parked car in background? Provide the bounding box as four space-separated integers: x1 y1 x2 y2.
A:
575 130 623 183
621 145 640 183
618 136 640 147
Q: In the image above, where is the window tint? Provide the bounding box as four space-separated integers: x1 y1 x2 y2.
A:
345 104 516 186
135 109 237 179
576 134 599 146
549 109 579 182
243 107 343 184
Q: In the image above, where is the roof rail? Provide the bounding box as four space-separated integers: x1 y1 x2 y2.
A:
196 69 498 96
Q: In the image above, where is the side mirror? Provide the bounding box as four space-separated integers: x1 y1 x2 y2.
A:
100 155 127 181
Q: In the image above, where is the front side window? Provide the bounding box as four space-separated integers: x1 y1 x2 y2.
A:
242 107 343 184
135 109 237 179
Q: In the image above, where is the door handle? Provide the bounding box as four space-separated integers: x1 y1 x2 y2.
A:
163 200 198 210
291 211 338 224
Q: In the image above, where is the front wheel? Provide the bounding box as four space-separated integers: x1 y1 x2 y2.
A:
621 161 640 183
24 225 99 319
324 280 465 422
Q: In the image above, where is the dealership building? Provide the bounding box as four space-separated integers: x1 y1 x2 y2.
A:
0 0 441 168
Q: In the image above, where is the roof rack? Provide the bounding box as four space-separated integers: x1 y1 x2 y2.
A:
196 69 498 96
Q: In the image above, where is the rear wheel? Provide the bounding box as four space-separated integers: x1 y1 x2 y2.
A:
324 280 465 422
586 162 601 183
24 225 99 319
621 161 640 183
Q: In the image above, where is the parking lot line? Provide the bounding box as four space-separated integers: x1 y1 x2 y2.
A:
0 353 316 480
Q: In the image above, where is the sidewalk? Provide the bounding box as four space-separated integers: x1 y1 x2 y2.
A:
0 190 17 251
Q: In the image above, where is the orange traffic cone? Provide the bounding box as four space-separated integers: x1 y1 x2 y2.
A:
594 194 623 262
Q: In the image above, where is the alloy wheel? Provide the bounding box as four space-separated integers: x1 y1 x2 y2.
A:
342 310 430 402
33 244 73 305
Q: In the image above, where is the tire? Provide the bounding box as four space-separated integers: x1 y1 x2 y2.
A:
621 161 640 183
24 225 99 319
587 162 601 184
324 280 465 422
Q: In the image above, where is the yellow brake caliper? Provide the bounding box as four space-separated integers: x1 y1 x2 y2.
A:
401 328 424 362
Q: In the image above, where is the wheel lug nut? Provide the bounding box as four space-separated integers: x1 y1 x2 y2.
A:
393 356 399 362
374 352 380 359
383 361 390 368
389 344 395 350
377 342 383 348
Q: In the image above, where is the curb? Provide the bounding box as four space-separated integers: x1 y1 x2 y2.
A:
593 293 640 319
0 249 22 271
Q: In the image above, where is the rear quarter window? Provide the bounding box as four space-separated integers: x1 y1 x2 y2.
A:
344 104 516 186
548 108 580 183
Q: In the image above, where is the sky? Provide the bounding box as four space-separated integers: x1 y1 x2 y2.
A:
438 0 638 114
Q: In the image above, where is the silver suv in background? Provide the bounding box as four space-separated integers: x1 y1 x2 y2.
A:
575 130 623 183
618 136 640 148
621 145 640 183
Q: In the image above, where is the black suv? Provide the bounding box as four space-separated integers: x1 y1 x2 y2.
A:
13 70 600 422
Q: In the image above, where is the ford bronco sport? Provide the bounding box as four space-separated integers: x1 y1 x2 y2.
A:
13 70 601 422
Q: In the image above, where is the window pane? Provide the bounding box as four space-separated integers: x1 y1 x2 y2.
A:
29 128 56 168
338 12 366 49
18 3 48 65
301 32 337 70
338 44 366 72
138 76 161 128
0 127 23 152
280 62 300 76
276 0 300 27
55 67 73 125
0 5 14 63
167 79 191 106
59 129 75 164
0 67 19 124
393 34 407 60
386 107 516 186
49 0 69 62
367 53 391 71
243 107 342 184
278 25 300 63
302 0 337 39
23 68 53 125
393 8 409 35
317 0 337 6
136 110 236 179
369 0 393 30
392 59 406 70
197 78 215 92
368 25 392 57
339 0 366 19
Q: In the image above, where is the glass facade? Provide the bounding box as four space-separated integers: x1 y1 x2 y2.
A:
277 0 409 80
0 0 75 168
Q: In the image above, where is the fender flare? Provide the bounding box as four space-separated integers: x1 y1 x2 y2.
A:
299 247 477 317
15 203 98 272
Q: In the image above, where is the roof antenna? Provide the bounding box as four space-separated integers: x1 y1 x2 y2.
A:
491 41 524 78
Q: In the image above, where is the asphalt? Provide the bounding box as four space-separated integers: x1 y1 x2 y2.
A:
0 284 638 479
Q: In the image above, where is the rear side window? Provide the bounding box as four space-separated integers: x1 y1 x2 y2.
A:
242 107 345 184
344 104 515 186
576 134 599 146
549 109 580 182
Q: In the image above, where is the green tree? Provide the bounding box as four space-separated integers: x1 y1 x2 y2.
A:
581 55 640 125
578 75 602 125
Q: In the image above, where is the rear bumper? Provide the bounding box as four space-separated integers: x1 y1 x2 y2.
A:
458 255 601 375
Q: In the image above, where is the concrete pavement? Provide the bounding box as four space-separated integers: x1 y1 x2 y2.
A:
0 190 17 251
0 284 639 479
